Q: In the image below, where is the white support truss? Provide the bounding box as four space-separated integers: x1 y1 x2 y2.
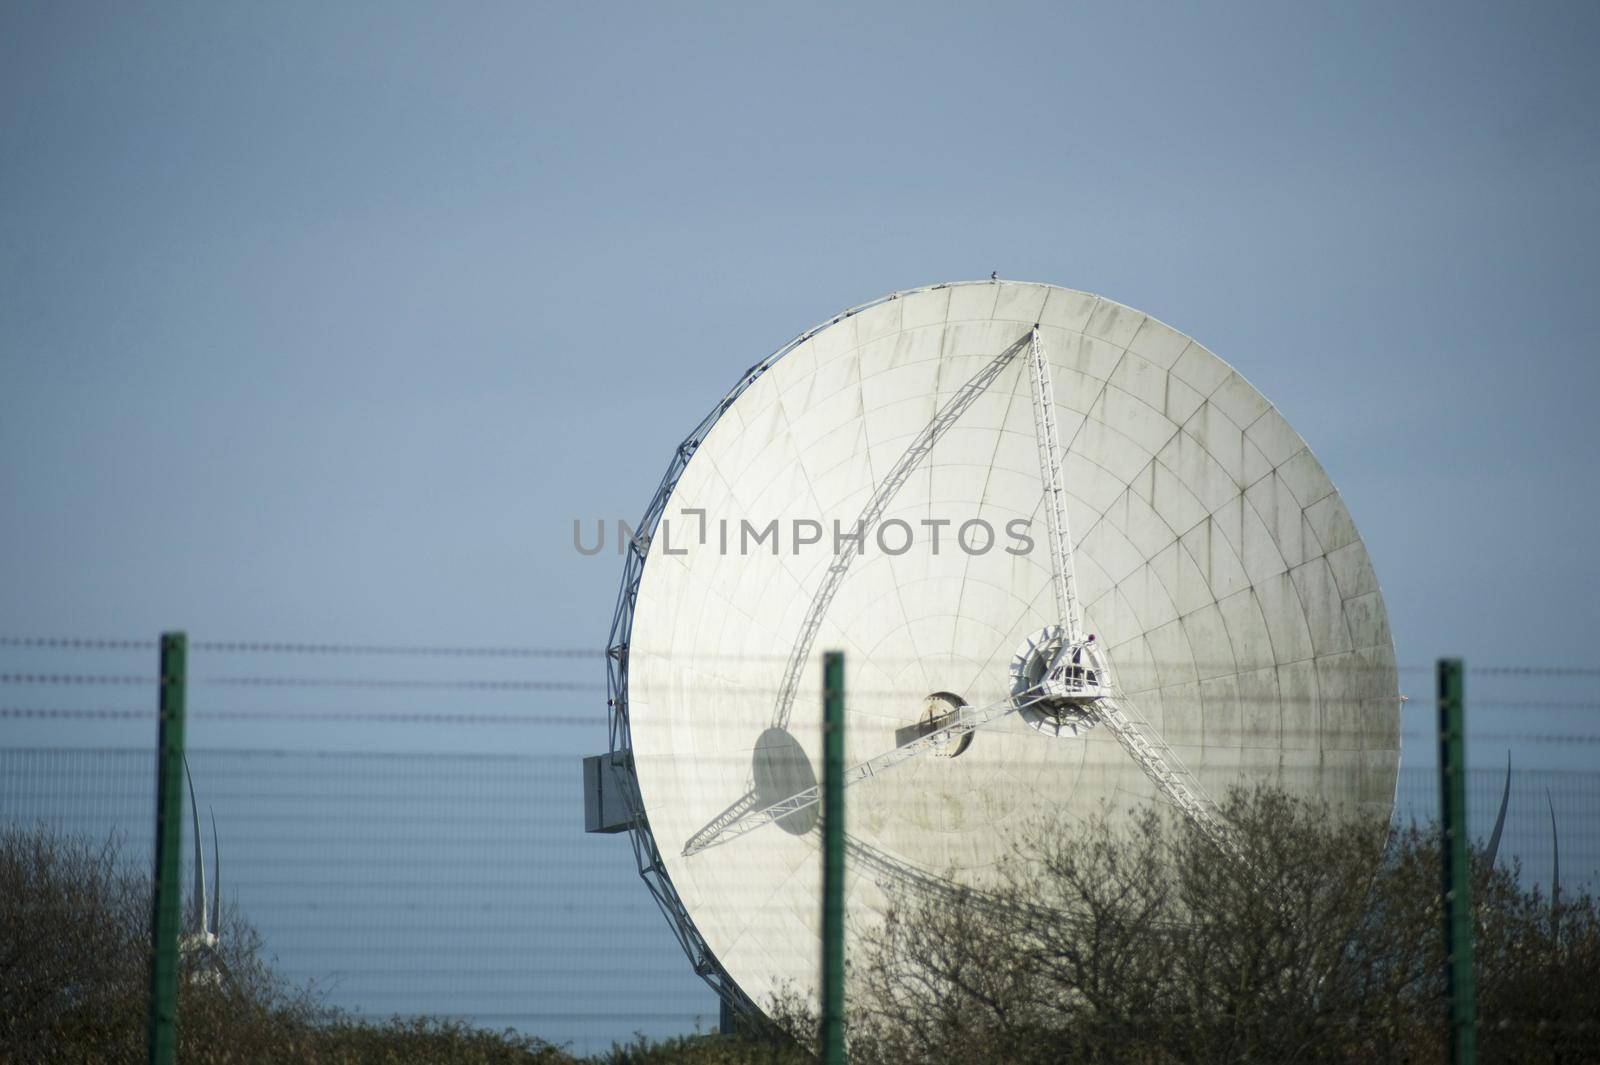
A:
1026 326 1083 643
1025 327 1234 855
679 324 1241 866
681 689 1043 857
1093 693 1233 850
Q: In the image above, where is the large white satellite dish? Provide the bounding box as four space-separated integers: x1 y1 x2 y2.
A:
597 280 1398 1013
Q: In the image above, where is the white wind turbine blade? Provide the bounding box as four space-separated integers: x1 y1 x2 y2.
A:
209 807 221 941
183 757 208 939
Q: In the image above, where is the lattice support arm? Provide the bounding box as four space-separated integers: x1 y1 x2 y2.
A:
1027 326 1083 643
683 688 1046 857
1092 691 1238 856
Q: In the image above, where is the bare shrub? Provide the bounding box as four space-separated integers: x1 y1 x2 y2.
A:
777 786 1600 1064
0 825 576 1063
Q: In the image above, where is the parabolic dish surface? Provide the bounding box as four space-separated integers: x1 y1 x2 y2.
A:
623 280 1398 1008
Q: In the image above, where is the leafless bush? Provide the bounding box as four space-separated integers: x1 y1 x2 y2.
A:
0 826 150 1062
775 786 1600 1065
0 824 578 1063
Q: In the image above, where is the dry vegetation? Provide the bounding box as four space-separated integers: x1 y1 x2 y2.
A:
772 787 1600 1064
0 826 803 1065
6 789 1597 1064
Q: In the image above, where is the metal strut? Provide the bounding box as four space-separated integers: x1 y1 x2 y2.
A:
766 334 1033 733
680 322 1239 864
1025 326 1234 854
682 688 1049 856
1095 697 1233 849
1027 326 1082 642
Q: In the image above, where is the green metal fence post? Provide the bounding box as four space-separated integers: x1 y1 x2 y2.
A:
149 632 187 1065
821 651 846 1065
1438 657 1476 1065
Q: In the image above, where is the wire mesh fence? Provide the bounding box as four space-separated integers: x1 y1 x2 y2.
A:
0 747 716 1053
2 634 1598 1055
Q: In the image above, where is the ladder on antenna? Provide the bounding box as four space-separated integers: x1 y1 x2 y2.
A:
1025 325 1234 855
1027 327 1082 642
1094 698 1234 851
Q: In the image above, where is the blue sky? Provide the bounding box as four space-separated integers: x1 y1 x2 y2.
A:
3 0 1599 1045
5 1 1597 674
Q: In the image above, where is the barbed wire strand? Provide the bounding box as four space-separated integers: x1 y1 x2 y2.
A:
4 634 1599 677
9 705 1600 745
